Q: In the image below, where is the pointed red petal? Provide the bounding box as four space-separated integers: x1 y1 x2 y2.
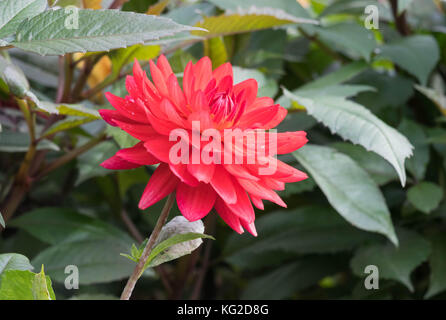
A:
210 165 237 204
176 182 216 221
117 142 159 165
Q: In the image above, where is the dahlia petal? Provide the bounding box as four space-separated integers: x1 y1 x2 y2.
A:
213 62 233 85
250 195 264 210
157 54 174 79
245 96 274 113
237 104 280 129
177 182 216 221
101 154 141 170
187 162 215 184
237 178 287 208
225 179 255 223
167 74 187 114
139 163 178 209
233 79 258 107
194 56 212 91
240 218 257 237
125 76 141 99
112 119 158 141
183 61 195 102
117 142 159 165
105 92 146 122
143 136 176 163
210 165 237 205
214 197 244 234
265 131 308 154
99 109 137 127
149 60 168 97
224 164 259 181
169 163 200 187
263 105 288 129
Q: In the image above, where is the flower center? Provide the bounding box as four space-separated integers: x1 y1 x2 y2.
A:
210 92 236 123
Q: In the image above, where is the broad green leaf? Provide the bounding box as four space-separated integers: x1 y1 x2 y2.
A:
0 131 60 152
298 61 369 91
0 0 47 42
351 229 431 291
75 140 118 185
379 35 439 85
193 7 318 39
0 253 33 274
38 102 100 118
105 125 138 149
407 182 443 214
301 22 377 61
284 89 413 186
398 119 429 181
109 44 160 76
332 143 398 186
208 0 312 20
205 37 227 69
12 9 202 55
425 234 446 298
42 116 98 137
18 208 138 284
225 206 379 270
233 67 278 98
242 257 344 300
32 266 54 300
0 269 55 300
0 212 4 228
293 145 398 245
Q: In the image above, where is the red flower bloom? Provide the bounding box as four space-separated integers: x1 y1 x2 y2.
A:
99 55 308 236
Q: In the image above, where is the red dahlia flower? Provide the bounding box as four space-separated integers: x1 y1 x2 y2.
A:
99 55 308 236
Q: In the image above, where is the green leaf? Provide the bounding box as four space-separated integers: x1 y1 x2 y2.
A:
284 89 413 186
415 84 446 117
0 269 55 300
298 61 369 91
398 119 429 181
15 207 138 284
109 44 160 77
42 116 98 137
242 257 344 300
208 0 312 20
225 206 379 271
425 234 446 298
38 102 100 118
105 125 139 149
293 145 398 245
193 7 317 39
75 140 118 185
332 143 398 186
205 37 228 69
0 0 47 42
407 182 443 214
379 35 440 85
0 130 60 152
12 9 202 55
32 266 55 300
301 22 377 61
351 229 431 291
0 253 33 274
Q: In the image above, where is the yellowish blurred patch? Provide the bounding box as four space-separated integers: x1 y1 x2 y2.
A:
82 0 102 9
147 0 170 15
297 0 310 8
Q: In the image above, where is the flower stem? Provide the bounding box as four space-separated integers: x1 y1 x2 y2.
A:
120 193 176 300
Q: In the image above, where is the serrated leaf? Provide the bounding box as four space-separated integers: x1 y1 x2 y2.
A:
193 7 317 39
407 182 443 214
0 253 33 274
38 102 100 118
378 35 439 85
351 229 431 291
284 89 413 186
293 145 398 245
12 9 202 55
0 0 47 42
